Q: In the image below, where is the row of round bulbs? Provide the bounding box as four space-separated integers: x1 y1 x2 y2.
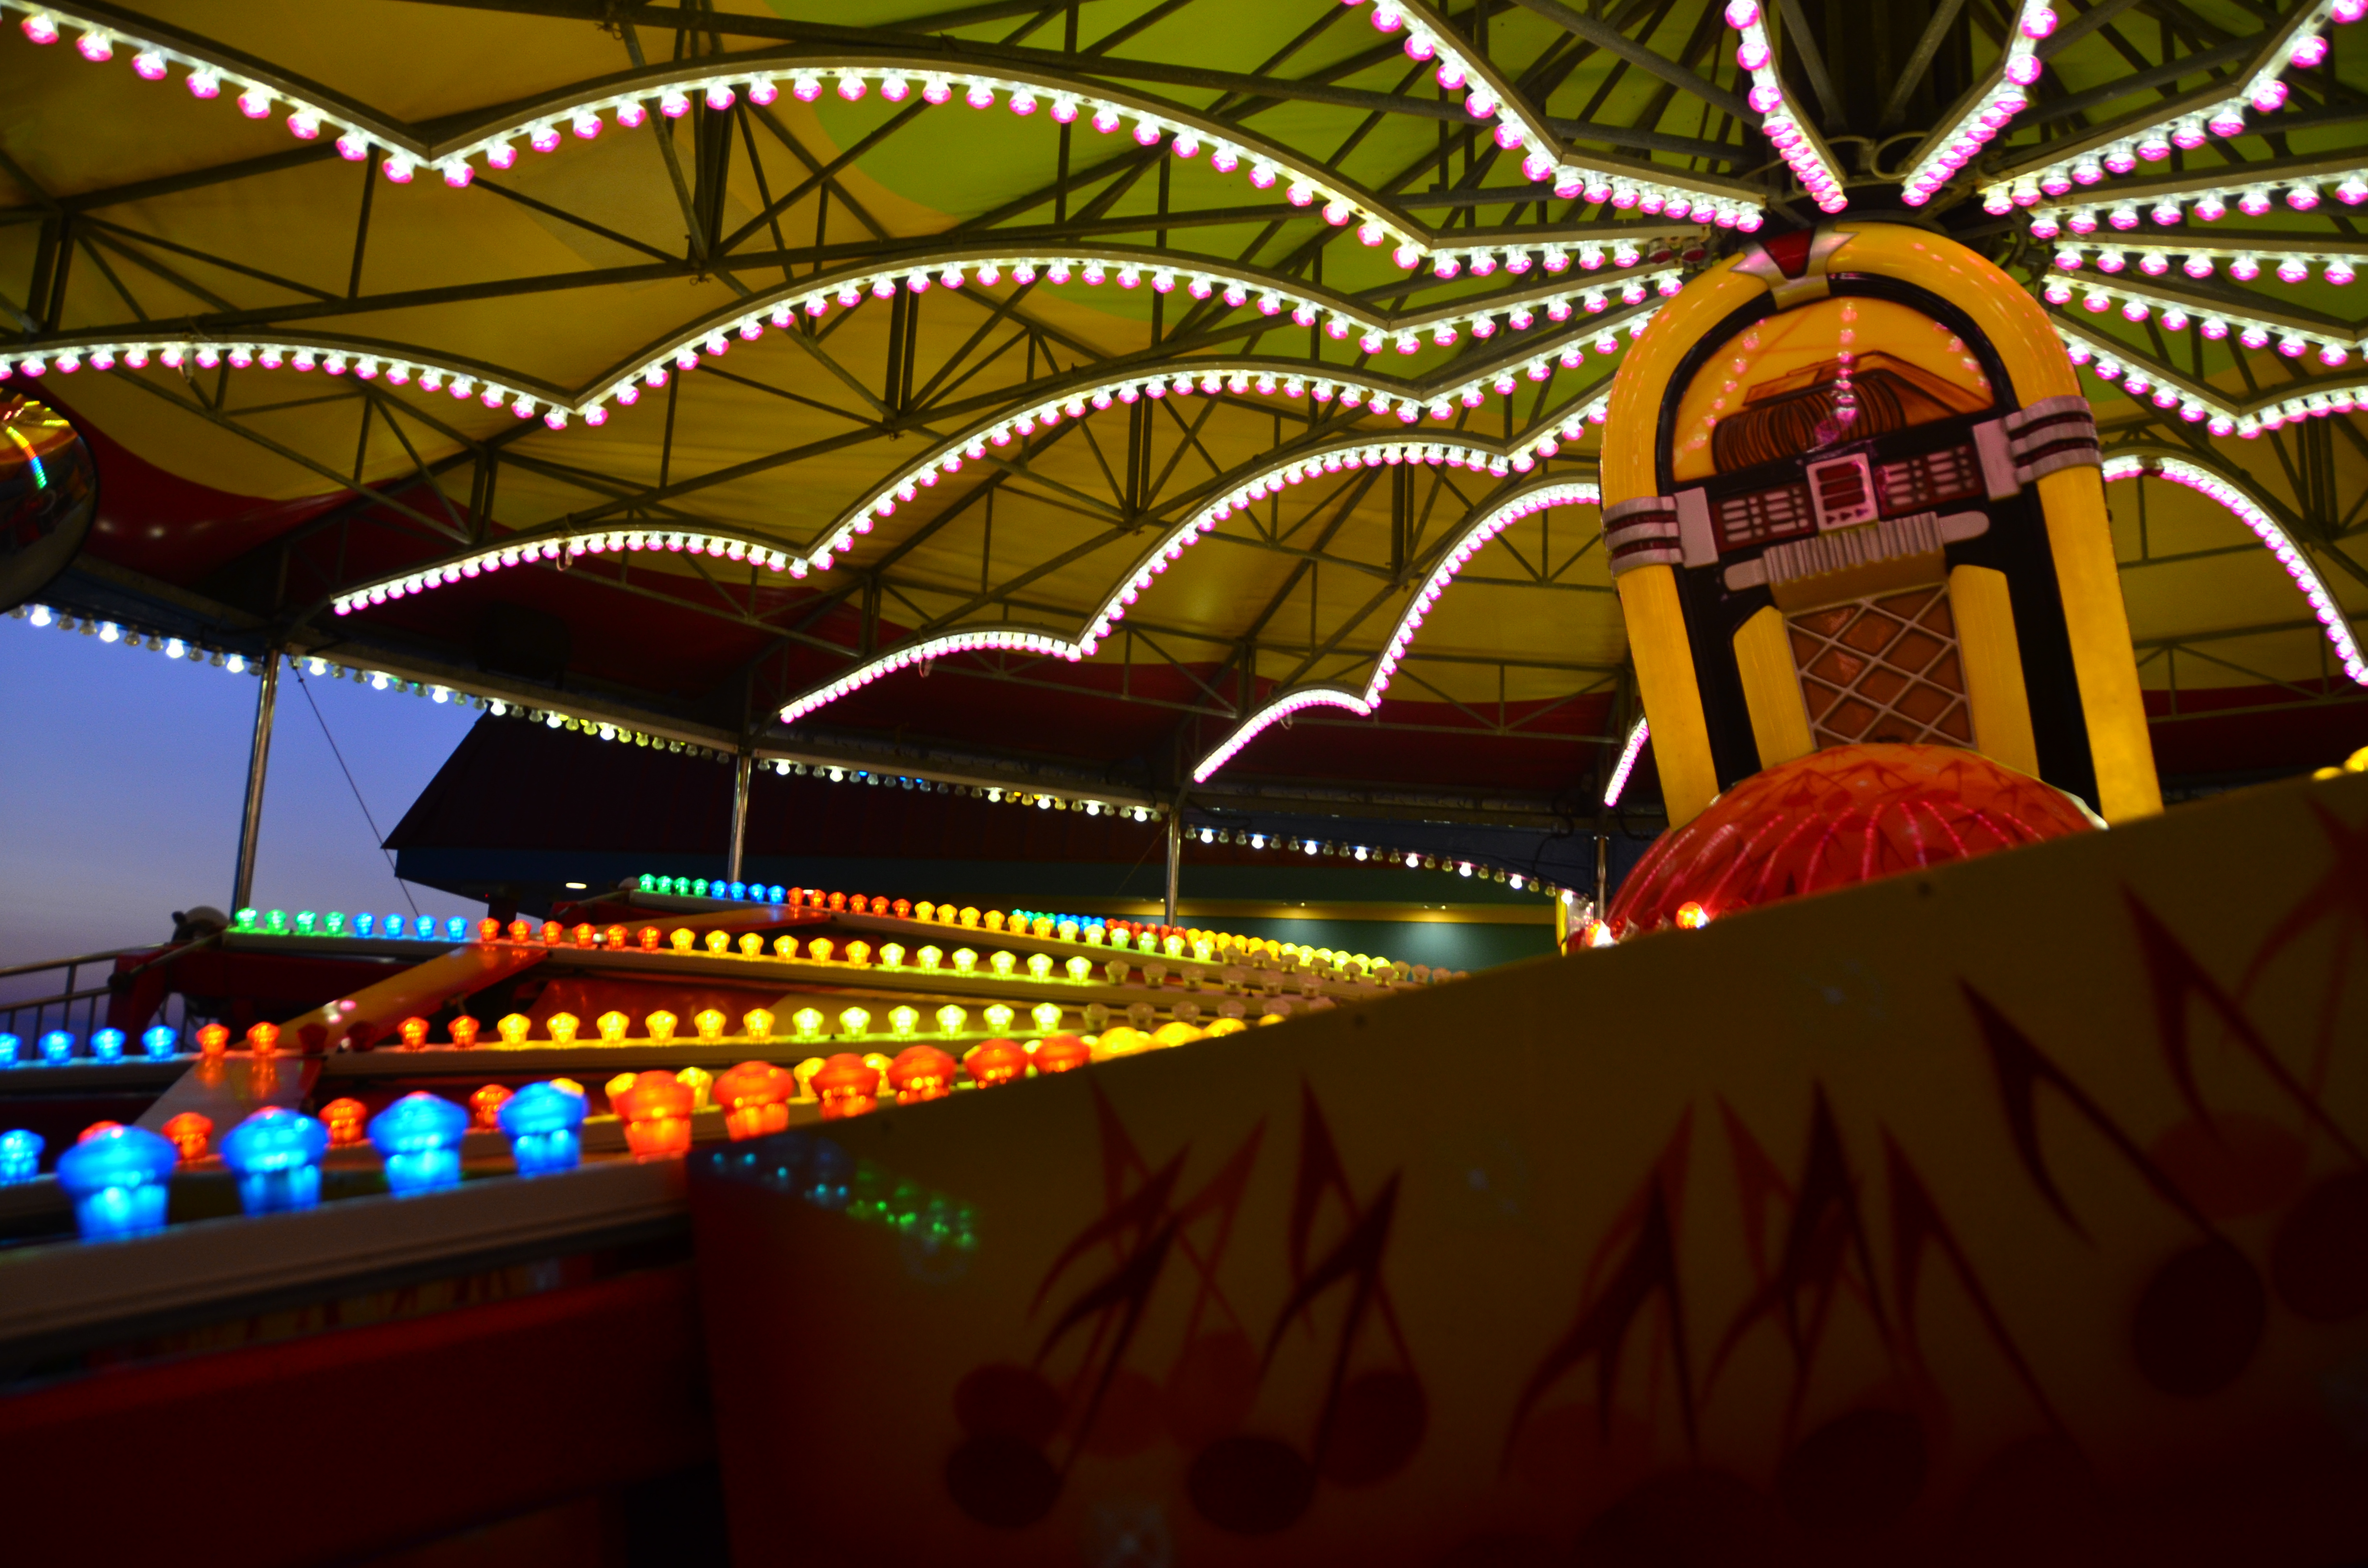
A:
2051 243 2361 286
2048 281 2356 366
1897 0 2055 203
2024 174 2368 236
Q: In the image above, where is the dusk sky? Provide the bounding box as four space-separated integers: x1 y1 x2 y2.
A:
0 613 482 977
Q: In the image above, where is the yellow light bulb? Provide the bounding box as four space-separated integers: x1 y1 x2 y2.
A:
676 1065 713 1110
915 902 937 922
792 1007 824 1041
703 930 730 954
497 1013 532 1046
984 1003 1014 1034
1085 926 1105 946
738 932 763 958
1065 955 1092 982
694 1008 726 1043
984 911 1006 931
1031 1002 1062 1035
990 951 1017 978
1163 935 1185 958
772 934 799 959
1026 953 1053 981
845 940 872 967
646 1010 678 1045
959 906 979 927
551 1077 585 1097
879 943 905 968
1030 917 1054 939
793 1058 824 1099
838 1006 870 1039
669 929 694 952
597 1010 630 1043
743 1008 774 1043
953 948 978 976
1192 941 1214 963
606 1071 637 1110
808 937 835 964
917 945 943 971
936 1004 967 1037
1057 920 1079 942
547 1012 580 1045
889 1005 919 1039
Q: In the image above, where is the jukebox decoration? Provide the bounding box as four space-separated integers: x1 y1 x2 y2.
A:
1601 222 2161 829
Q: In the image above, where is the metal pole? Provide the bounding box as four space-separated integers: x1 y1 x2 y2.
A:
1163 806 1181 926
727 749 753 884
230 649 282 913
1595 834 1609 914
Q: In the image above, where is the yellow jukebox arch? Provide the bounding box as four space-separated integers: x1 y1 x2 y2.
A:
1602 221 2161 828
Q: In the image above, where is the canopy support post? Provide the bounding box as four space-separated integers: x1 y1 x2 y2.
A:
230 649 282 914
1163 803 1182 927
727 749 752 884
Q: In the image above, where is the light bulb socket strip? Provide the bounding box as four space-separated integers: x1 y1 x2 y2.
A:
2099 453 2367 686
784 443 1602 735
1719 0 1851 213
1 6 1455 252
742 764 1162 818
834 300 1656 543
0 334 591 428
2042 277 2358 368
0 267 1677 443
1602 716 1651 807
1897 0 2056 206
2052 318 2368 438
1985 0 2368 220
2045 235 2368 286
1339 0 1766 228
333 526 803 617
2023 157 2368 235
1190 476 1602 783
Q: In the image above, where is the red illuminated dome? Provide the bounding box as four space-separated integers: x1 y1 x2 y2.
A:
1606 744 2098 937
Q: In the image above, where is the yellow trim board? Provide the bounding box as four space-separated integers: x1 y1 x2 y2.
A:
1732 604 1815 769
1948 563 2041 780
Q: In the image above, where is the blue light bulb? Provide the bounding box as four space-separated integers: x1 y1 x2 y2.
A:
767 884 785 904
324 911 347 936
498 1082 589 1176
728 881 747 900
414 915 437 940
444 916 468 941
220 1107 330 1214
0 1033 20 1067
368 1092 469 1196
142 1025 178 1060
385 912 407 938
90 1028 124 1063
354 913 376 937
55 1125 178 1240
0 1128 41 1184
40 1030 74 1065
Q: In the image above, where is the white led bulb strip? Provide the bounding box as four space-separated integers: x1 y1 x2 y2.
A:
2044 276 2360 368
332 527 806 617
1983 1 2365 213
2046 238 2366 287
1191 477 1601 781
784 439 1600 732
2 3 1469 258
2100 453 2366 685
832 298 1657 541
2026 163 2368 235
1341 0 1765 230
1720 0 1850 213
1898 0 2057 206
2052 316 2368 438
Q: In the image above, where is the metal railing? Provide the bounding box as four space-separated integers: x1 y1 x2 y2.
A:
0 946 195 1045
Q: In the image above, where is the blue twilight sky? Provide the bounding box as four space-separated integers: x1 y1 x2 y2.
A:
0 613 481 976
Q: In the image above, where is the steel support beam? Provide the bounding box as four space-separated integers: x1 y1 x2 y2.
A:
230 649 283 914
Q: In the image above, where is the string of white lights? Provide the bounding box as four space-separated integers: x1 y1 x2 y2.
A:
2099 453 2367 685
1981 2 2364 213
2042 274 2359 367
2050 315 2368 437
1897 0 2057 206
2043 236 2366 285
1721 0 1850 213
1189 477 1603 782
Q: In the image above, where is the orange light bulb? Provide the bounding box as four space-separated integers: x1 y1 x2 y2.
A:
573 923 596 948
197 1022 230 1057
541 920 564 946
162 1111 213 1161
547 1012 580 1045
1675 901 1711 930
508 919 533 943
477 918 502 943
772 934 799 959
693 1008 727 1044
246 1021 280 1056
321 1097 367 1146
638 926 661 952
646 1010 678 1046
703 930 730 954
397 1016 431 1051
470 1083 512 1129
616 1070 694 1159
605 924 629 949
449 1015 481 1048
743 1008 774 1043
597 1010 630 1043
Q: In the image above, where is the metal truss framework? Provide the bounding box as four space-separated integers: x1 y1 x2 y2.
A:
2 0 2363 809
